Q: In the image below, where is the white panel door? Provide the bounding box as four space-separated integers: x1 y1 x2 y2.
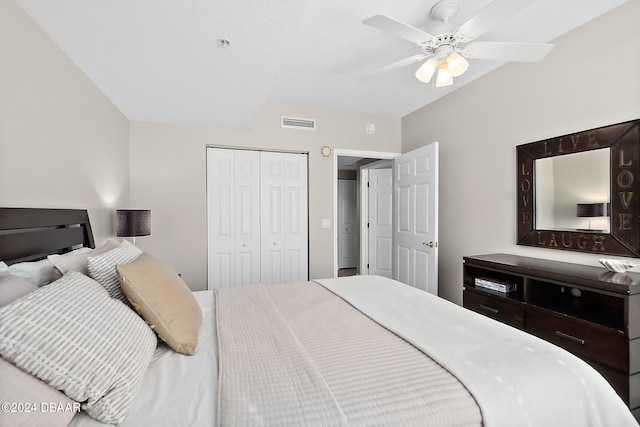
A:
338 179 357 269
207 148 261 288
368 169 393 277
260 152 308 284
392 142 439 294
233 150 261 286
282 152 308 283
207 148 234 288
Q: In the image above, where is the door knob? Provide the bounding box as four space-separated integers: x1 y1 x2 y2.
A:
423 241 439 248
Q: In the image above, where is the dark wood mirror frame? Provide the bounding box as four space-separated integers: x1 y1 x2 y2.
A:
517 119 640 257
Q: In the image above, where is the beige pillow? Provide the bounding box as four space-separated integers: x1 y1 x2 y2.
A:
0 357 78 427
117 253 202 355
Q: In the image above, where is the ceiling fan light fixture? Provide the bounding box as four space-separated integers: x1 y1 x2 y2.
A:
415 58 438 83
436 61 453 87
447 52 469 77
364 2 557 90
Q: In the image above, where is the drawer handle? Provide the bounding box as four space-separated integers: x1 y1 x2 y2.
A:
479 304 499 314
554 330 585 345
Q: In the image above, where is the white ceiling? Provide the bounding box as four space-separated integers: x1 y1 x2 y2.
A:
16 0 626 129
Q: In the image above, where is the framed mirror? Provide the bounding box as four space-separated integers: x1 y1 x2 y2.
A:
517 119 640 257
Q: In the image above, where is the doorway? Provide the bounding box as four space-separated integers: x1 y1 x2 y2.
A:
333 149 399 278
337 177 357 274
333 144 439 295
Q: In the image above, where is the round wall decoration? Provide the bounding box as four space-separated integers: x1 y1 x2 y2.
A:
366 123 376 134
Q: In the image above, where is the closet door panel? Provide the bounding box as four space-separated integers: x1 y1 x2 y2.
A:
234 150 261 286
260 152 285 284
283 153 308 283
266 251 282 284
208 148 308 289
207 149 235 288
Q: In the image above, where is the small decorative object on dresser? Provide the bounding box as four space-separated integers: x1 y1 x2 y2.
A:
463 253 640 421
599 258 639 273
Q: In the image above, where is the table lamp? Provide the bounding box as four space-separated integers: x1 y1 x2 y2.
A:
116 209 151 245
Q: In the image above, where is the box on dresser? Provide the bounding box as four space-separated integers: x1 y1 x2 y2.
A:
462 253 640 422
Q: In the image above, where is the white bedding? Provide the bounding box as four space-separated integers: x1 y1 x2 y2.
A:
68 291 217 427
216 281 482 426
68 277 638 427
316 275 638 427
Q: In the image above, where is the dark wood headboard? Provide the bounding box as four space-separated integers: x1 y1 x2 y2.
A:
0 208 95 265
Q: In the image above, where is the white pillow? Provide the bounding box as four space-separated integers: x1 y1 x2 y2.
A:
88 239 142 303
0 271 157 425
48 239 118 279
1 245 95 288
0 274 38 306
2 258 54 287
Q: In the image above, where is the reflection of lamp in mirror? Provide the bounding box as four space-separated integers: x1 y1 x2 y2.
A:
576 203 610 231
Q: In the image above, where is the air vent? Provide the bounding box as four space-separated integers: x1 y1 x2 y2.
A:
281 116 316 130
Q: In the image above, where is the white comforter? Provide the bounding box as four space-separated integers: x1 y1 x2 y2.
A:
316 275 638 427
69 277 637 427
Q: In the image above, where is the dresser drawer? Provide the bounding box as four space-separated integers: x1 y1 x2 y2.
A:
526 307 628 372
463 290 524 329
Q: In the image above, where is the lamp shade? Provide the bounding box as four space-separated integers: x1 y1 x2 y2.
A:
415 58 438 83
576 203 610 218
117 210 151 237
435 61 453 87
446 52 469 77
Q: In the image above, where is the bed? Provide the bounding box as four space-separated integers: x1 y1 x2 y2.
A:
0 207 637 427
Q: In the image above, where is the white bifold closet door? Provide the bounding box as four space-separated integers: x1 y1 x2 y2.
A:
207 148 308 289
260 151 309 284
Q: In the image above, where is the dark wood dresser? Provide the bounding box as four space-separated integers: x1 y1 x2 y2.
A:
463 253 640 420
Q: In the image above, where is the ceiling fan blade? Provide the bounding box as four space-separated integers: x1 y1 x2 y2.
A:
363 15 434 45
463 41 555 62
357 54 427 81
456 0 535 41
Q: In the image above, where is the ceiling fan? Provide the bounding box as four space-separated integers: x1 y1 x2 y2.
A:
362 0 555 87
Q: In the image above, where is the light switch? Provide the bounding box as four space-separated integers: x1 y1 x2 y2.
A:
321 219 331 229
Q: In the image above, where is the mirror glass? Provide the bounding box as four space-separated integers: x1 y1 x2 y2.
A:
534 148 610 233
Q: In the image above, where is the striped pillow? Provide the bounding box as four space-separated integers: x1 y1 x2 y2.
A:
0 271 157 425
88 239 142 303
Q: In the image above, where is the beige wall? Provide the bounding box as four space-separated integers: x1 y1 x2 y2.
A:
0 0 130 243
130 105 400 290
402 1 640 304
0 0 400 287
